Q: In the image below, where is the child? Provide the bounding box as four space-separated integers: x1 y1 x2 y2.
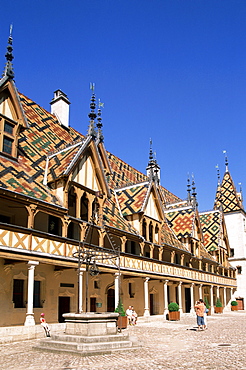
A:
40 313 51 337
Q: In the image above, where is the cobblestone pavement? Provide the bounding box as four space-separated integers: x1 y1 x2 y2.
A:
0 311 245 370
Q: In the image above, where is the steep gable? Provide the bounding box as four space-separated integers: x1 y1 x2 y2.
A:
214 171 243 213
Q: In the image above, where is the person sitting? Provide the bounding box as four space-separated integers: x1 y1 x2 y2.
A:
40 313 51 337
126 305 133 325
131 307 138 325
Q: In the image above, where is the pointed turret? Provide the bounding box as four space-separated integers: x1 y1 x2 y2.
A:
2 25 14 80
214 152 243 212
146 139 160 185
87 83 97 138
187 174 191 204
191 174 198 209
96 99 104 143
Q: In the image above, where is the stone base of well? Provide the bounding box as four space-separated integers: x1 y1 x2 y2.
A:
34 312 139 356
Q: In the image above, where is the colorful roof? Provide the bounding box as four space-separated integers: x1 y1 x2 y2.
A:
103 195 139 234
160 221 189 251
165 207 194 238
214 171 243 213
200 211 221 252
115 182 150 216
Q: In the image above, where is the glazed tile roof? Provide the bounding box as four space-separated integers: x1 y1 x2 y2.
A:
160 221 189 251
107 152 181 205
165 207 194 238
115 182 150 216
103 195 139 234
200 210 221 252
214 171 243 213
0 92 84 205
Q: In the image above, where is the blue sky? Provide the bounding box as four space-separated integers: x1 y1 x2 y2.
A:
1 0 246 211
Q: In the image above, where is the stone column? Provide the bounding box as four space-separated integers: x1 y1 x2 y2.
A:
199 284 203 299
210 285 214 314
178 281 183 314
115 272 120 309
24 261 39 326
163 280 169 318
144 277 150 317
78 267 86 313
223 287 229 311
190 283 195 314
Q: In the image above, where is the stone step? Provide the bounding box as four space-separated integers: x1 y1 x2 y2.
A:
35 338 136 356
51 333 129 343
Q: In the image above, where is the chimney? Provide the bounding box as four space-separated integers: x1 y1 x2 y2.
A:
50 90 70 127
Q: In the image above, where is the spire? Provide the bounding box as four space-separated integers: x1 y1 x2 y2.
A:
223 150 229 172
187 173 191 204
3 25 14 80
146 139 160 185
87 83 97 138
96 99 104 143
191 174 198 209
216 164 220 186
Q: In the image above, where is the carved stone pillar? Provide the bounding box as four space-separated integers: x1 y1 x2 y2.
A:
163 280 169 318
149 244 154 259
78 267 86 313
120 236 127 253
180 254 184 266
210 285 214 314
158 246 164 261
199 284 203 299
190 283 195 314
144 277 150 317
171 251 175 264
178 281 183 314
24 261 39 326
115 272 120 309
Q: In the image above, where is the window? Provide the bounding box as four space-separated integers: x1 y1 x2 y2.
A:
0 214 11 223
33 280 41 308
3 136 13 155
94 280 100 289
48 215 60 235
80 193 88 221
0 116 17 157
237 266 242 274
128 282 135 298
230 248 234 257
13 279 24 308
4 121 14 134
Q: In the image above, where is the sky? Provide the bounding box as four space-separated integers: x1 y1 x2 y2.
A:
1 0 246 212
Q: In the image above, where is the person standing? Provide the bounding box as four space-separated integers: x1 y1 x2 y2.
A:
194 299 206 331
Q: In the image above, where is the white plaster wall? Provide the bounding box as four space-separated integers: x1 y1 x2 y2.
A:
225 212 246 257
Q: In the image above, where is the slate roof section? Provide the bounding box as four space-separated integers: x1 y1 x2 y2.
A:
214 171 243 213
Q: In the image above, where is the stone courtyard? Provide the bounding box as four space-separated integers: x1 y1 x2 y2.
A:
0 311 245 370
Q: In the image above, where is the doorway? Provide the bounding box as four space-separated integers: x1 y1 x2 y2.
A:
107 288 115 312
58 296 70 323
90 297 97 312
185 288 191 313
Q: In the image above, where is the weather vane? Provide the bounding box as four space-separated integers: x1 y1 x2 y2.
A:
90 82 95 92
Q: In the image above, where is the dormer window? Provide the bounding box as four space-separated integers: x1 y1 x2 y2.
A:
0 114 18 157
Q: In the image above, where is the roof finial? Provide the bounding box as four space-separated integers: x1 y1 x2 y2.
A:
3 25 14 79
97 99 104 143
223 150 229 172
146 139 160 185
88 83 97 138
187 173 191 203
191 173 198 208
215 164 220 186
